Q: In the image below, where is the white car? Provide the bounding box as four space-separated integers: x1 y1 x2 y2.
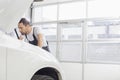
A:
0 0 64 80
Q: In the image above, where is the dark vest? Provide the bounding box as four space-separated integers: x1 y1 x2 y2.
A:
25 27 50 52
14 28 20 39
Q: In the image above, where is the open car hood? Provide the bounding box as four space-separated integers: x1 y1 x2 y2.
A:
0 0 33 32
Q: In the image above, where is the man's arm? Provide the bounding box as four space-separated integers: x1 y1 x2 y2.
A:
37 33 43 48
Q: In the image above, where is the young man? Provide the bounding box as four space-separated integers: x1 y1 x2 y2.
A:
18 18 50 52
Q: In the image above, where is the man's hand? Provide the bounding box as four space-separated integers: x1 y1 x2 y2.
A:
19 35 23 40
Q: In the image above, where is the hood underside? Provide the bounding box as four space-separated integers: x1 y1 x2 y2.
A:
0 0 33 32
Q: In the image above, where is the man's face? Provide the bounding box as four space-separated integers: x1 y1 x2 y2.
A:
18 23 27 35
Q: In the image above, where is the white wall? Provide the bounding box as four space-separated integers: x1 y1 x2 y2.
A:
60 62 120 80
85 64 120 80
60 62 82 80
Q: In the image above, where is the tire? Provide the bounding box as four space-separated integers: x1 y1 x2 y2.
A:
31 75 55 80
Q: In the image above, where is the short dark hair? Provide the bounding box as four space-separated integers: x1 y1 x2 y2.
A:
19 18 30 26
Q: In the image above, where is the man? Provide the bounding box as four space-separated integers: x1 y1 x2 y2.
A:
18 18 50 52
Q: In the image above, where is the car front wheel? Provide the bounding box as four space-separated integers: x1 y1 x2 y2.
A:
31 75 55 80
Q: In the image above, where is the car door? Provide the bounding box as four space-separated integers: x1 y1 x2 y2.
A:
0 46 6 80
